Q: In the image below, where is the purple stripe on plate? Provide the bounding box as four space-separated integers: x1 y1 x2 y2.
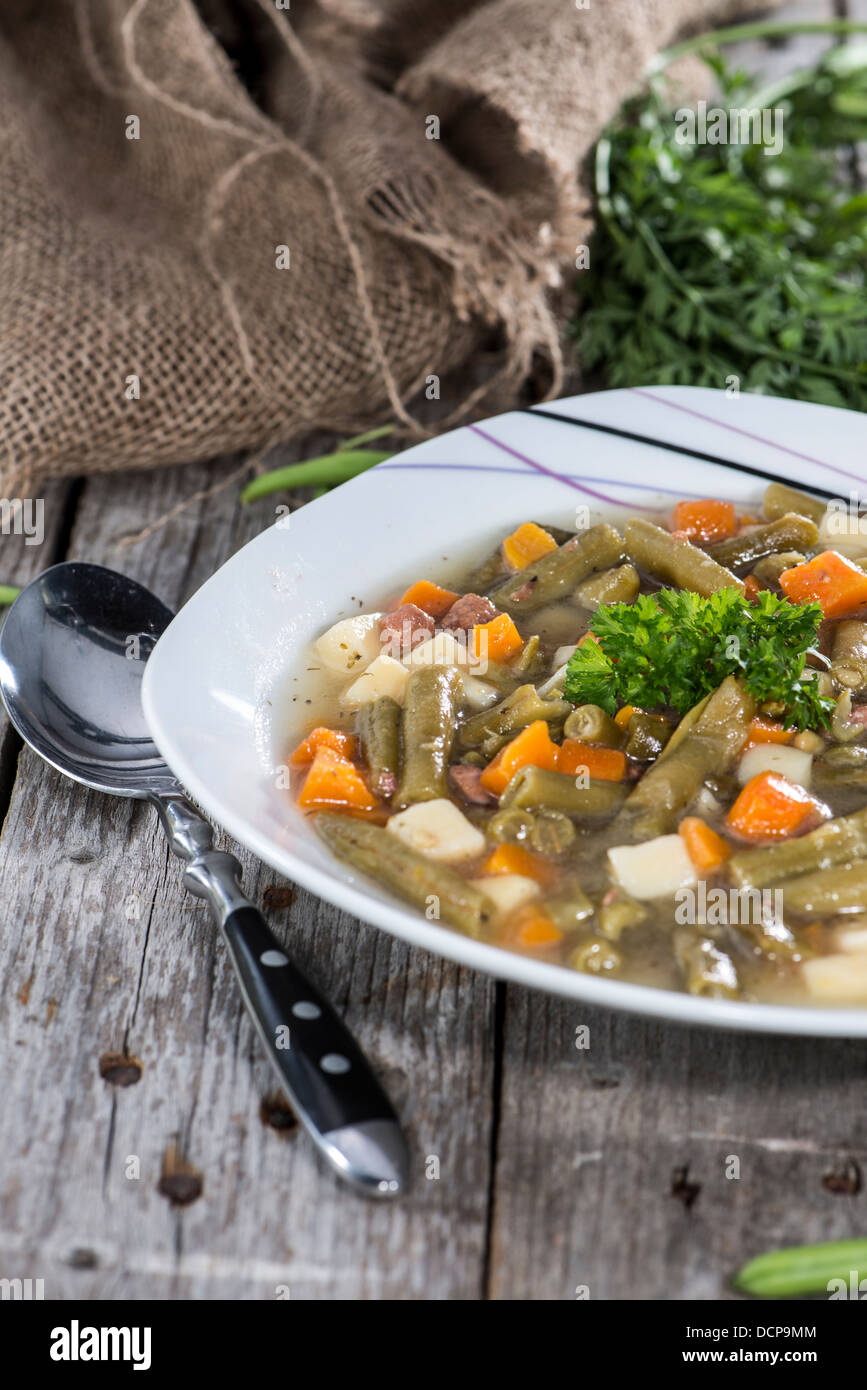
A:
379 460 694 500
468 423 632 508
630 388 867 489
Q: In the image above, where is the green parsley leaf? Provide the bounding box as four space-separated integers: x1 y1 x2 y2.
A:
563 588 832 732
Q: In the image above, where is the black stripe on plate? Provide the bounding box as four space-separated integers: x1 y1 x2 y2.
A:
520 405 839 503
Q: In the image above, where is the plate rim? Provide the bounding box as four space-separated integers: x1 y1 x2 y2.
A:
142 385 867 1037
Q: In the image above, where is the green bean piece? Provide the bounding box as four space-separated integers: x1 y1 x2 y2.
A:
500 766 627 819
707 513 819 571
511 634 542 676
394 665 460 809
733 1238 867 1298
674 930 739 999
830 620 867 693
618 676 755 838
750 551 805 588
572 564 640 610
357 696 401 799
780 861 867 916
466 546 507 592
763 481 827 525
623 711 672 760
624 518 744 596
485 805 576 855
728 806 867 891
564 704 624 747
315 813 495 937
813 740 867 787
542 883 595 930
656 692 712 763
829 689 865 744
458 683 571 749
569 938 623 974
597 893 648 941
489 523 624 615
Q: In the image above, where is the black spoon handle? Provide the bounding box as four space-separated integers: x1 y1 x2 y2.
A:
152 795 409 1196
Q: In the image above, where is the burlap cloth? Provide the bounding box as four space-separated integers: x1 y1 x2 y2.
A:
0 0 775 495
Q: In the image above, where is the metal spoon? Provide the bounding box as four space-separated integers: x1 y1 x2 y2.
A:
0 562 409 1197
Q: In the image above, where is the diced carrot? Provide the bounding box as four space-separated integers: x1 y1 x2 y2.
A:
558 739 627 782
743 574 761 604
614 705 638 729
502 522 558 571
670 499 737 545
480 720 560 796
726 771 815 841
744 716 795 752
297 746 377 812
577 629 596 647
397 579 460 618
483 842 556 887
472 611 523 664
779 550 867 619
512 911 564 950
678 816 732 872
290 726 356 765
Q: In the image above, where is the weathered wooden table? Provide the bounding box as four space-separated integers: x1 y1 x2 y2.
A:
2 5 866 1301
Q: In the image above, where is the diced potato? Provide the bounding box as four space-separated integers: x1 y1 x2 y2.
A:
469 873 540 917
459 673 501 710
834 919 867 954
538 662 570 697
404 631 475 669
803 951 867 1001
818 509 867 558
386 799 486 862
608 835 697 900
315 613 383 673
738 743 812 788
342 654 409 707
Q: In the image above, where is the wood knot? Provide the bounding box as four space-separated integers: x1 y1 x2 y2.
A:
99 1052 143 1087
157 1144 203 1207
260 1093 298 1135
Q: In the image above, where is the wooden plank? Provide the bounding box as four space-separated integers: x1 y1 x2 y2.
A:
0 453 496 1299
488 0 867 1302
489 994 867 1299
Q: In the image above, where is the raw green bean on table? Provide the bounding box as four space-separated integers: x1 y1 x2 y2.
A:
778 860 867 916
750 551 805 588
394 665 460 809
624 518 744 596
623 711 672 760
830 620 867 693
458 683 571 749
571 563 640 610
489 523 624 615
357 696 401 799
727 805 867 890
500 766 627 819
763 481 827 526
733 1239 867 1298
564 704 625 748
674 930 739 999
617 676 755 837
707 513 819 571
315 813 495 936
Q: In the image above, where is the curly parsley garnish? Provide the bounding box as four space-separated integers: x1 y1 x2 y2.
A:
564 588 832 732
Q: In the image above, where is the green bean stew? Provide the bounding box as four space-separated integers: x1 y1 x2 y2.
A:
289 488 867 1006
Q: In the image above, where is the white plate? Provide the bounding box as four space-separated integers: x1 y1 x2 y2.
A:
142 386 867 1036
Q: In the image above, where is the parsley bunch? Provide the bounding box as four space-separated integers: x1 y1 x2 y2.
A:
563 588 832 731
575 27 867 408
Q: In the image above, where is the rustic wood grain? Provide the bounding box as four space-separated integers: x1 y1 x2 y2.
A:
487 0 867 1302
0 453 497 1300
